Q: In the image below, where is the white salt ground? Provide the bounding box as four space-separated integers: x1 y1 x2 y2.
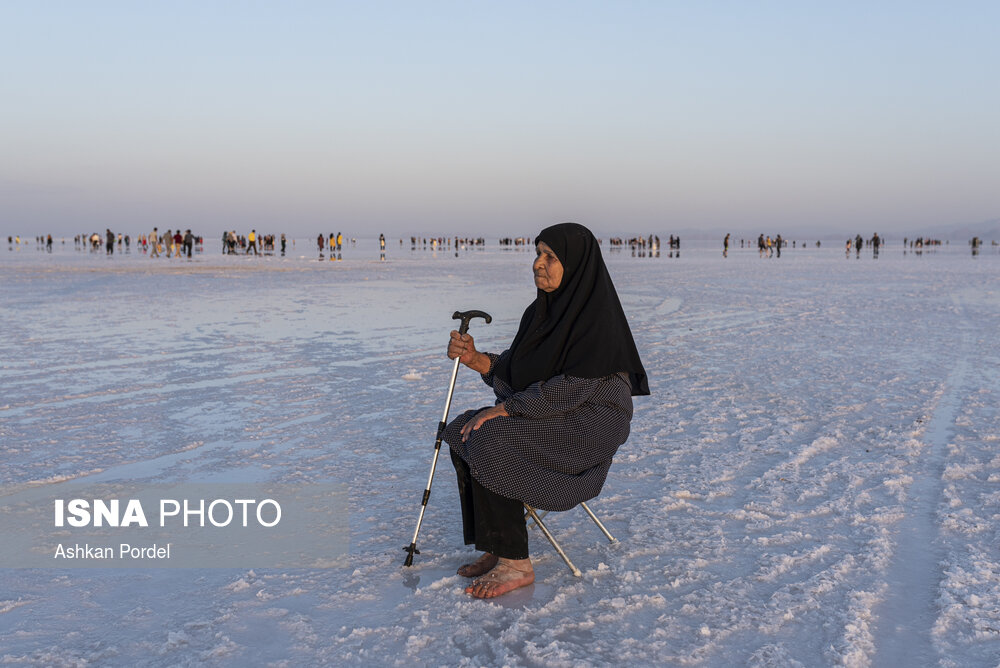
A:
0 239 998 666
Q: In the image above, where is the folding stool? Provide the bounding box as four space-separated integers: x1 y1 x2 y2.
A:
523 501 618 577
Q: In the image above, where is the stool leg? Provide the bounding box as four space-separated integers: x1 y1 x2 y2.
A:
580 501 618 544
524 507 550 526
524 505 582 577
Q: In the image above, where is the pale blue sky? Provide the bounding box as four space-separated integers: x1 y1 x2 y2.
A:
2 1 998 237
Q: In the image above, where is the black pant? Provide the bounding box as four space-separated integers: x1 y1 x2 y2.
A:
450 449 528 559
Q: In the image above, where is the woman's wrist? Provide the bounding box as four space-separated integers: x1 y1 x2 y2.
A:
468 352 491 375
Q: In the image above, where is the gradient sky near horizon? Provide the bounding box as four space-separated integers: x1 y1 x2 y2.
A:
2 1 998 238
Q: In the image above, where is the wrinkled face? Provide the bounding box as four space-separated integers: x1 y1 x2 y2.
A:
533 241 564 293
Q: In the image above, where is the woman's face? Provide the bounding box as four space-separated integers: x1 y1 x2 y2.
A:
533 241 564 292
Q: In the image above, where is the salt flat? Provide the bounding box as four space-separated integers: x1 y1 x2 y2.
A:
1 240 997 666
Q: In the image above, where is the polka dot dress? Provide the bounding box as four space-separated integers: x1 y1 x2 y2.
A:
444 350 633 512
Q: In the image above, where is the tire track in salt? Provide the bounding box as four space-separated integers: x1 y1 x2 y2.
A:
872 302 973 667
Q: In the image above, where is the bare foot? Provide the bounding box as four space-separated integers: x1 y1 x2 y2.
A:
457 552 499 578
465 558 534 598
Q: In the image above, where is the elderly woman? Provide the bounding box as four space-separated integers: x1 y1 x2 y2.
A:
444 222 648 598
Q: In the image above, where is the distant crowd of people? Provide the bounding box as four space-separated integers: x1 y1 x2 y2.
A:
902 237 942 249
498 237 533 247
729 234 798 258
722 234 887 258
844 233 883 257
604 235 672 258
139 229 202 257
8 232 997 260
736 236 792 254
316 232 348 260
225 230 288 255
409 237 487 250
607 235 662 249
3 231 205 256
17 234 61 252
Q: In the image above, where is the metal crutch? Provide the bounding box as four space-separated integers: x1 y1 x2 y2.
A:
403 309 492 567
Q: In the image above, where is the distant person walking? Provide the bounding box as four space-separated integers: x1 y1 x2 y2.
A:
247 230 258 255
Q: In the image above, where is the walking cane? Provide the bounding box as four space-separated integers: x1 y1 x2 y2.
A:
403 310 492 567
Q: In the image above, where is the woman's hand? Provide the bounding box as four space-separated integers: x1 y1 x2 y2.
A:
460 404 509 442
448 331 491 374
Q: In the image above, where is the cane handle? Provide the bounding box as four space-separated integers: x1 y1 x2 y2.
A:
453 310 492 335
